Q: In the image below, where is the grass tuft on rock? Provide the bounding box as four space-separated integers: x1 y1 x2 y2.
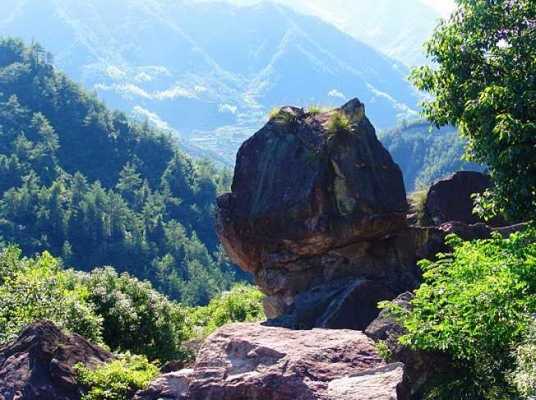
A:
327 111 351 136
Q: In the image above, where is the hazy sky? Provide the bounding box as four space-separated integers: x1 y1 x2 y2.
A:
421 0 456 17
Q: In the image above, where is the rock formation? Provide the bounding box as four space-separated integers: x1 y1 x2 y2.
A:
217 99 420 329
135 322 409 400
0 320 112 400
423 171 506 226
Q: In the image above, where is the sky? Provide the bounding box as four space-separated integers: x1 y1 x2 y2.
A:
421 0 456 17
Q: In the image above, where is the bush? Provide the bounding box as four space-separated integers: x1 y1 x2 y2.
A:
327 111 351 136
0 247 103 344
75 354 159 400
510 320 536 399
384 227 536 399
82 267 190 363
188 284 265 338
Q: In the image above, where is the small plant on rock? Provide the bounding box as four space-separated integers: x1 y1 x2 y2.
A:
307 104 326 116
327 111 351 136
268 107 295 124
408 188 430 226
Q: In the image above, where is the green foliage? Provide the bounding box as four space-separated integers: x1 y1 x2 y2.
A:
0 38 243 305
326 111 351 136
82 267 190 362
408 189 430 226
379 121 482 192
307 104 326 116
510 320 536 399
268 107 295 124
0 247 194 362
0 246 102 344
386 227 536 399
75 354 159 400
188 284 265 338
411 0 536 221
375 340 392 362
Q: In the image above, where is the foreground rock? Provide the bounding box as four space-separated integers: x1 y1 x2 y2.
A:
217 99 419 329
0 320 112 400
136 322 408 400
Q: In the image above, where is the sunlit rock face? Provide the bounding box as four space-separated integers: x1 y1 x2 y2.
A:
216 99 419 329
135 323 409 400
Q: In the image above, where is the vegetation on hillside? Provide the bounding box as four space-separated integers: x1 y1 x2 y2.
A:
378 120 481 191
0 38 241 305
411 0 536 221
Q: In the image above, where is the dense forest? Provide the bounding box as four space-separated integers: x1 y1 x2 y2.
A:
379 121 482 191
0 38 244 306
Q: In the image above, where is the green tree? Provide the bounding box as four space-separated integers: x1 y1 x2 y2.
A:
411 0 536 221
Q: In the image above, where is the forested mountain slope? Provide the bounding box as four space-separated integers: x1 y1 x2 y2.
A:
0 0 419 163
379 121 483 192
0 38 241 305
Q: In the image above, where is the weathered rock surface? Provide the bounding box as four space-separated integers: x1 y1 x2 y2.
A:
424 171 505 226
217 99 419 329
136 322 408 400
0 320 112 400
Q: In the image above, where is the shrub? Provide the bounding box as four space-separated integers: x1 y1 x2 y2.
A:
0 247 103 345
510 320 536 399
82 267 190 363
383 227 536 399
75 354 159 400
327 111 351 136
188 284 265 337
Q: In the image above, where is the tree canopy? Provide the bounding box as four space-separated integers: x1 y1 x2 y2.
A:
0 37 241 305
411 0 536 221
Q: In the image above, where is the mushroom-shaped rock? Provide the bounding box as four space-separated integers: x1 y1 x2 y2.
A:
216 99 419 328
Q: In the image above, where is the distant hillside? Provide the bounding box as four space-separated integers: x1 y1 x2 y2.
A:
0 38 242 305
379 121 483 192
0 0 419 163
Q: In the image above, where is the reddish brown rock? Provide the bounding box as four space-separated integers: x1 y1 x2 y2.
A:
216 99 419 328
0 321 112 400
136 323 409 400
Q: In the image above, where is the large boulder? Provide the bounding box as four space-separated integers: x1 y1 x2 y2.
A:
217 99 419 328
0 320 112 400
136 322 409 400
424 171 506 226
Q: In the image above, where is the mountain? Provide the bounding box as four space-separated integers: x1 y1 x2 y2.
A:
378 121 483 192
0 0 419 163
253 0 446 67
0 38 242 305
